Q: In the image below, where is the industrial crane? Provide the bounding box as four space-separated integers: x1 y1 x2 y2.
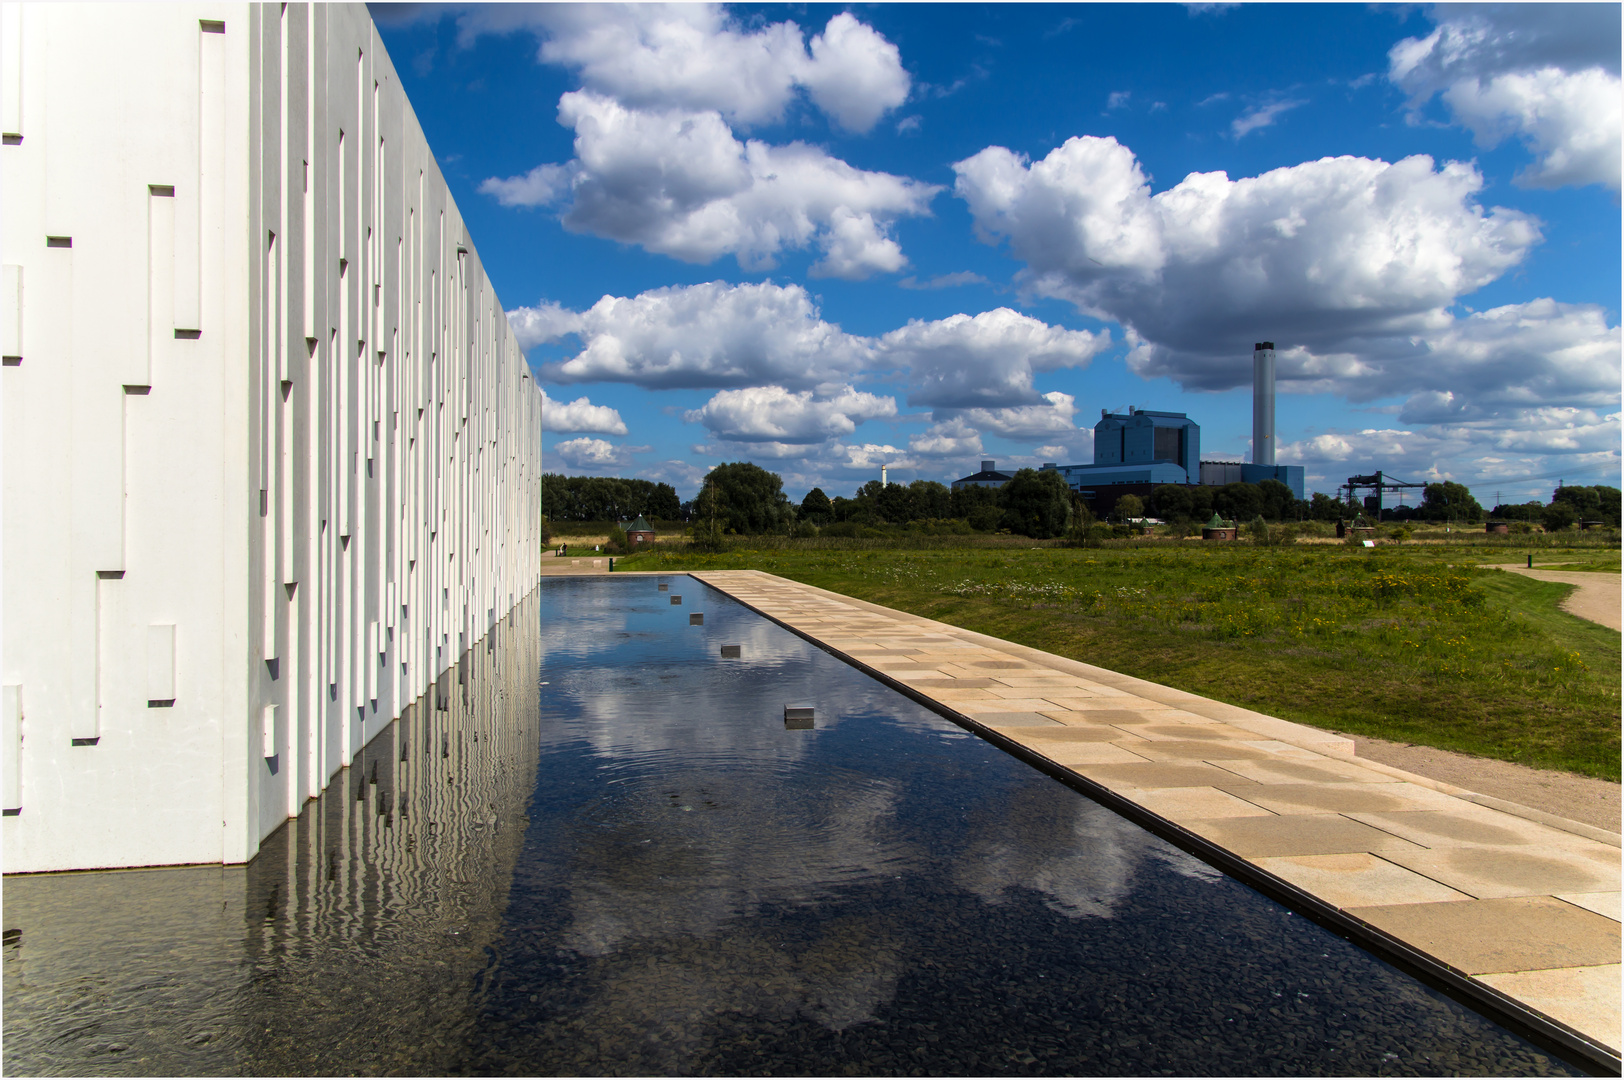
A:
1337 472 1427 521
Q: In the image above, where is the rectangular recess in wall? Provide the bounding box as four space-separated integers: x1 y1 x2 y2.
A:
261 703 277 758
146 624 176 704
45 237 71 248
199 19 224 33
2 684 21 810
148 182 176 381
2 264 19 360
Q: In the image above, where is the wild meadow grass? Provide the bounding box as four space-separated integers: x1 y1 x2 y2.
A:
627 538 1621 780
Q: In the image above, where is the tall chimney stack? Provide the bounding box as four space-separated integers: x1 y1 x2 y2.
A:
1252 341 1275 466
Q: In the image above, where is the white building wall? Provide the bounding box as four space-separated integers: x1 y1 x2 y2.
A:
0 2 543 872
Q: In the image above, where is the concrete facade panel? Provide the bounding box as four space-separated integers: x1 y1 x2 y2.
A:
1 2 543 872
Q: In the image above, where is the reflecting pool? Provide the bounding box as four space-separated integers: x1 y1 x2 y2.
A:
2 577 1584 1076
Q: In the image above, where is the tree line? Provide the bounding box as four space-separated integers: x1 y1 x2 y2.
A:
1488 484 1621 531
542 474 682 522
549 463 1620 537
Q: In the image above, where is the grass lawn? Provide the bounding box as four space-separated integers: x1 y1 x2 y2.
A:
621 540 1621 781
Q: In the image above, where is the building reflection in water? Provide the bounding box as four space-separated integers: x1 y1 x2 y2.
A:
2 590 543 1077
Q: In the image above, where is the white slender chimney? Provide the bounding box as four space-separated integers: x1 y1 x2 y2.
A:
1253 341 1275 467
881 464 888 487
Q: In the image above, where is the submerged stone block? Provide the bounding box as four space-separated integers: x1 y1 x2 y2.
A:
657 583 669 591
720 645 741 658
690 613 704 625
784 705 814 730
671 596 682 605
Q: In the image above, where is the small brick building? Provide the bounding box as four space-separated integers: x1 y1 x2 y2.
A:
626 516 656 546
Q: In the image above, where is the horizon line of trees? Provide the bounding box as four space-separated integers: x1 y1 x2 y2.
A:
547 465 1620 537
541 473 682 522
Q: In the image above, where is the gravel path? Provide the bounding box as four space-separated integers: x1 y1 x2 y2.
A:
1488 565 1622 632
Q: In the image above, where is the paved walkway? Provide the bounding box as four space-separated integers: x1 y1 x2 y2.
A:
692 569 1621 1067
1490 565 1622 632
539 556 613 575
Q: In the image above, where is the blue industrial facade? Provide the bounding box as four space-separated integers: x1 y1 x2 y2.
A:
1042 408 1202 489
1035 407 1304 502
1091 409 1201 478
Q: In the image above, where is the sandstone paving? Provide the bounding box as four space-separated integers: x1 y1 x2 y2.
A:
1072 760 1262 790
1209 757 1400 786
1131 786 1279 823
1376 845 1620 900
1345 807 1609 849
1477 966 1622 1058
1192 813 1434 859
1253 853 1476 907
690 567 1623 1059
1217 780 1461 815
1559 893 1623 921
1349 897 1622 973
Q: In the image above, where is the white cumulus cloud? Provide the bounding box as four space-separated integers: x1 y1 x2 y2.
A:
877 307 1110 409
525 281 873 390
953 136 1541 392
685 385 896 444
1441 68 1621 190
541 391 628 436
509 300 584 350
1388 4 1621 190
908 416 984 458
482 91 939 278
462 6 910 133
552 437 634 470
953 392 1083 440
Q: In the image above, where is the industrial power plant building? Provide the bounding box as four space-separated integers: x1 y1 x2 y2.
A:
956 343 1303 508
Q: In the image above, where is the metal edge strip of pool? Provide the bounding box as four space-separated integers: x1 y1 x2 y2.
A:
691 574 1623 1078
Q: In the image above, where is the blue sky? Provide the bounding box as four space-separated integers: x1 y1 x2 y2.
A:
373 3 1621 505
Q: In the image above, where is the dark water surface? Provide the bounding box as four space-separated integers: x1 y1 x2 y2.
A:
3 577 1583 1076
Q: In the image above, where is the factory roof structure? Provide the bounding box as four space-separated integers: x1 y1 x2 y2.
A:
952 461 1014 490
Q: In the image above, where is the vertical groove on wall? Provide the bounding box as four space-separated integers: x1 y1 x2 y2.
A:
1 685 21 810
2 264 19 359
146 188 175 384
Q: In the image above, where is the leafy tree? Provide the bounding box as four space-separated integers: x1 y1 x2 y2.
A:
1553 484 1621 525
950 483 1002 530
1150 484 1193 521
1000 468 1073 538
1543 501 1579 532
875 482 913 524
541 474 682 522
1421 481 1484 522
799 487 833 524
1256 479 1295 521
908 479 952 520
1212 482 1263 522
1187 484 1214 519
698 462 795 534
1064 495 1102 546
1491 501 1546 522
1114 493 1145 521
646 482 682 520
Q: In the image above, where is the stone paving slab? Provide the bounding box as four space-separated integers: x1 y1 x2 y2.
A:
691 569 1623 1064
